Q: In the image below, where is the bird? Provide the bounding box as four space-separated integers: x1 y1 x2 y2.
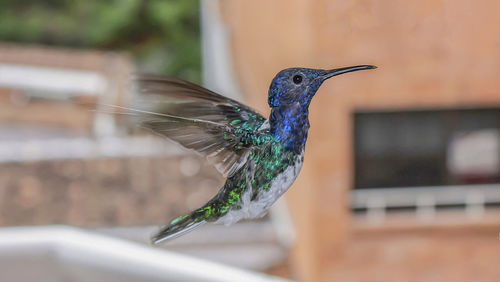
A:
111 65 375 243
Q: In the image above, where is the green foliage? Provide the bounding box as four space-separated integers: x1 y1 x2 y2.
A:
0 0 201 82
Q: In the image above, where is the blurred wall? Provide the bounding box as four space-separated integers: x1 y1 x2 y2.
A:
0 156 221 227
216 0 500 281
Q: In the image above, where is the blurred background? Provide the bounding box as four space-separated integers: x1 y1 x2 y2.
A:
0 0 499 281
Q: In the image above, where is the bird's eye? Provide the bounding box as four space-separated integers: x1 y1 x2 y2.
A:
292 74 303 84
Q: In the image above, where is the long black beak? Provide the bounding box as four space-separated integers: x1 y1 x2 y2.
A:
321 65 376 80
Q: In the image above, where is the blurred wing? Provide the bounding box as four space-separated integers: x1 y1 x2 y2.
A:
130 74 268 177
137 74 265 125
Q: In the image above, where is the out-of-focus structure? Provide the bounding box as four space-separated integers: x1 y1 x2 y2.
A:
0 43 131 136
210 0 500 281
0 42 289 279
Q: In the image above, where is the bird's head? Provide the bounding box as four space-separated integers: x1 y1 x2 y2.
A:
268 65 376 108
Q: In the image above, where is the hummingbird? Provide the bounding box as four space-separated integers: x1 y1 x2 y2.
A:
116 65 375 243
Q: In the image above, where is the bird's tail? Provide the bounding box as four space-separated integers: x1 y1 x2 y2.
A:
152 211 207 244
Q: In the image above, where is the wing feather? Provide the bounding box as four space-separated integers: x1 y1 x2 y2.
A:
127 76 269 177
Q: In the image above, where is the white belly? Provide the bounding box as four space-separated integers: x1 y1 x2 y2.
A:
215 152 304 226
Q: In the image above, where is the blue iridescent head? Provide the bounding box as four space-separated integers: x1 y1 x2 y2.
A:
268 65 376 108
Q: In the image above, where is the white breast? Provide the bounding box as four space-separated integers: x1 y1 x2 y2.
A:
215 151 304 226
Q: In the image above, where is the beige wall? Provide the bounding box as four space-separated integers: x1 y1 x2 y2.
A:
218 0 500 281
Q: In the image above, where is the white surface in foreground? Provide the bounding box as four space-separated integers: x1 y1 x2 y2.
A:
0 225 290 282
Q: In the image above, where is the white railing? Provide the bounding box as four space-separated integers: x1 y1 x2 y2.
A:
0 136 183 163
0 63 106 96
351 183 500 222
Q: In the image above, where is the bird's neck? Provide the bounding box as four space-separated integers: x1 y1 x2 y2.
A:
269 104 310 154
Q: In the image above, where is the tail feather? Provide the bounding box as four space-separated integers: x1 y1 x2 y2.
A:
152 214 206 244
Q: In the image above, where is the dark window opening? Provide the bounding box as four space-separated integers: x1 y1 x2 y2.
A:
354 108 500 189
